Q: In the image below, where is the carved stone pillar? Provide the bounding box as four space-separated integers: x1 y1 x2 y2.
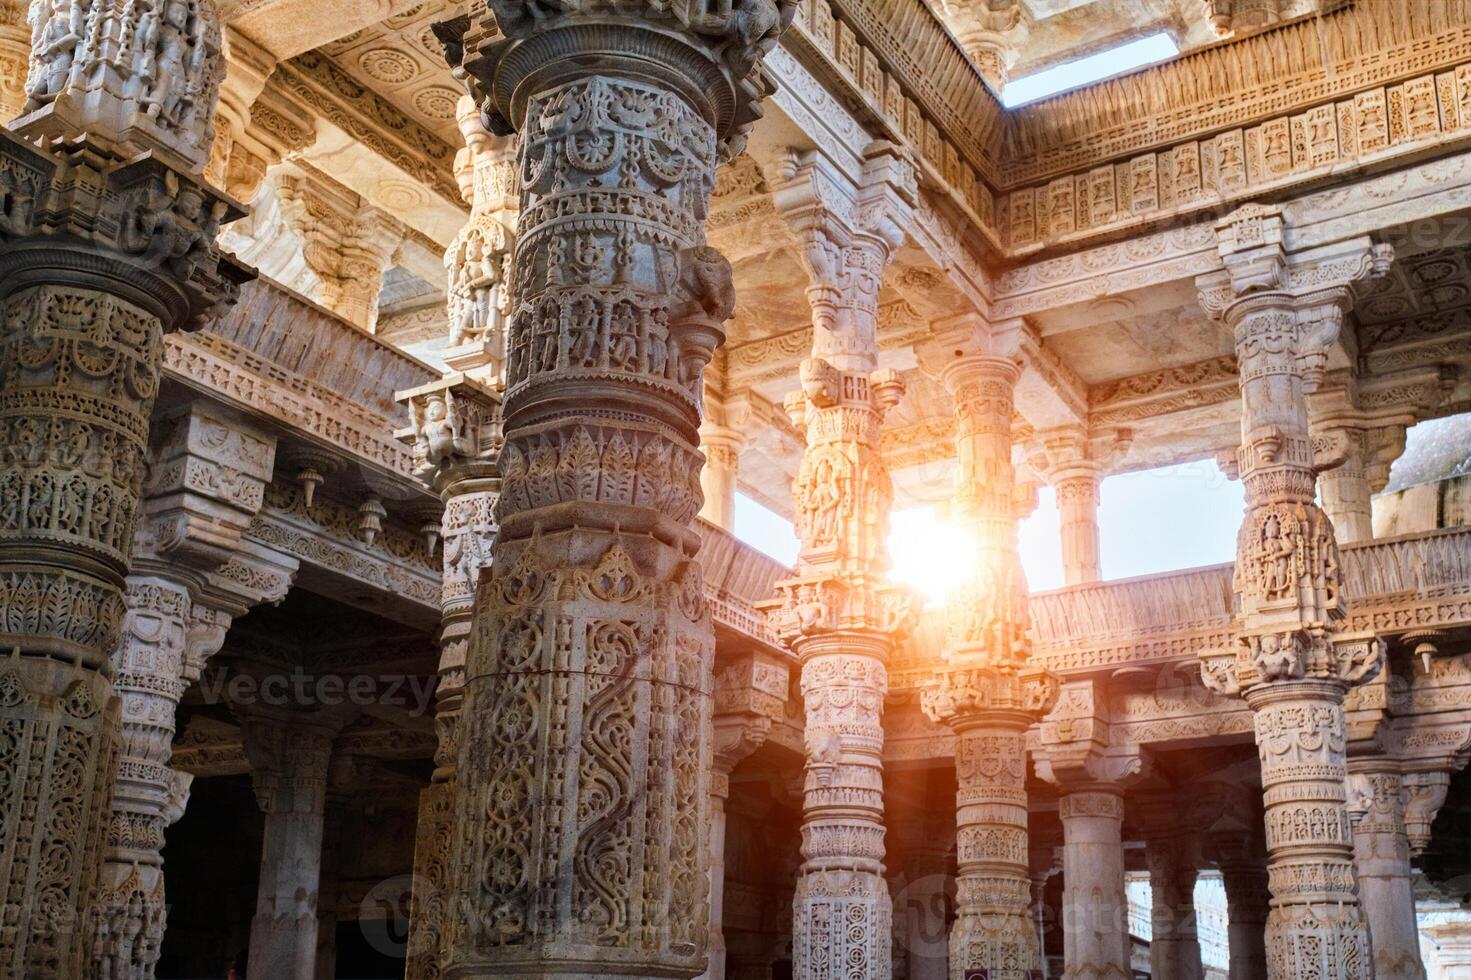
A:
438 3 793 975
0 3 245 972
396 375 501 980
92 403 283 980
699 424 745 531
242 710 343 980
1056 790 1130 980
703 653 789 980
919 337 1057 980
1141 826 1204 980
1196 205 1392 980
1346 764 1427 979
1035 684 1144 980
442 94 516 377
761 142 918 980
0 0 24 122
1219 862 1270 980
1026 427 1130 586
1210 825 1270 980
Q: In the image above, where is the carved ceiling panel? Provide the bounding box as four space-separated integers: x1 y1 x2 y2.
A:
318 0 467 145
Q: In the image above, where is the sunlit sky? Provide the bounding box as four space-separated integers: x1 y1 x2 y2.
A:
1001 33 1181 108
734 459 1245 603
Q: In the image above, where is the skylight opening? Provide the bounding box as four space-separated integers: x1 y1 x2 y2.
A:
1001 33 1179 108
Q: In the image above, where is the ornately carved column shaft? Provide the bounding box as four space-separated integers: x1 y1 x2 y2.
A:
1346 765 1427 980
763 143 918 980
0 0 244 971
397 376 501 980
921 346 1055 980
1197 206 1389 980
440 4 792 975
91 401 280 980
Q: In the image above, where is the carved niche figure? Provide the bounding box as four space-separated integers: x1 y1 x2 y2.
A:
1258 512 1297 601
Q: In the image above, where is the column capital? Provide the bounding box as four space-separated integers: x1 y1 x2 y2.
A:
1025 424 1133 487
951 1 1028 88
0 129 252 329
457 0 799 160
1034 680 1150 790
920 664 1057 729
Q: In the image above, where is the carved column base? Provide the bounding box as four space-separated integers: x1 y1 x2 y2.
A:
949 905 1035 980
793 868 892 980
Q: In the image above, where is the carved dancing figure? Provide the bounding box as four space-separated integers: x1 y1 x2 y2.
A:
1260 514 1296 600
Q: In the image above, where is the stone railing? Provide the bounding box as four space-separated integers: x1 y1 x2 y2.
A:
695 519 792 654
166 277 440 481
205 277 439 419
883 527 1471 687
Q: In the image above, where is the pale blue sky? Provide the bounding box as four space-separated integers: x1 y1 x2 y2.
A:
733 459 1245 598
1001 33 1180 107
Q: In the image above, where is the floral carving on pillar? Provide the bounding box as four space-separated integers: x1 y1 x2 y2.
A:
759 142 919 980
437 0 795 973
918 328 1058 980
1196 203 1393 980
395 374 502 980
0 1 247 959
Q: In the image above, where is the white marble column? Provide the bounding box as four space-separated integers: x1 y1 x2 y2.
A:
396 376 502 980
762 142 920 980
1026 427 1129 586
1144 831 1204 980
242 712 342 980
1196 205 1390 980
1346 765 1427 979
438 4 794 975
0 1 245 970
1057 789 1131 980
699 425 745 531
